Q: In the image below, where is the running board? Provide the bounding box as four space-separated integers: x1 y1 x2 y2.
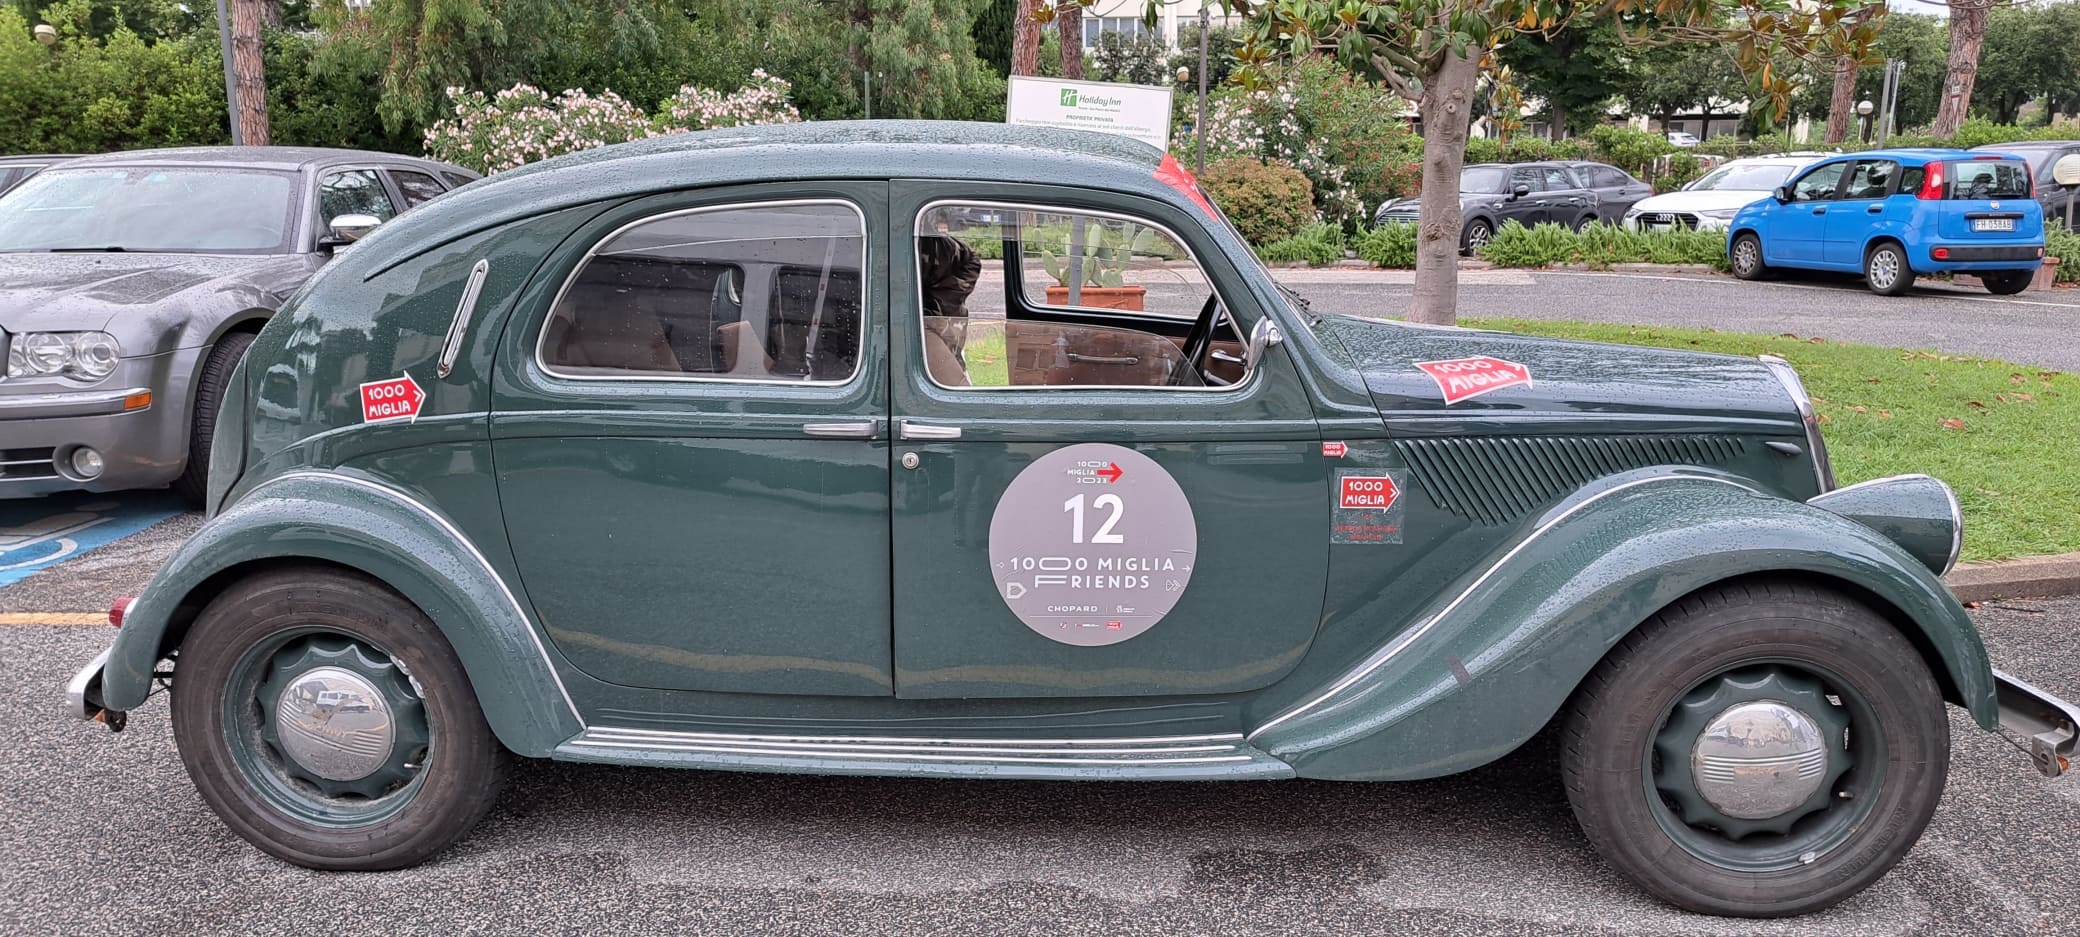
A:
553 727 1295 780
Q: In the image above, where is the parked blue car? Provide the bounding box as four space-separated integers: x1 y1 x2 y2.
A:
1727 149 2046 296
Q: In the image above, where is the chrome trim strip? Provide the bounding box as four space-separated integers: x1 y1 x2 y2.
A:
253 471 584 726
436 258 489 379
568 727 1255 765
1248 475 1757 741
533 198 870 387
1758 354 1835 492
572 743 1253 766
912 198 1258 394
584 727 1242 747
66 648 110 720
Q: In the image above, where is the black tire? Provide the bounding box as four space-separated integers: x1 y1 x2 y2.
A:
1981 270 2031 295
172 331 256 505
171 567 511 870
1560 581 1948 917
1573 214 1598 232
1864 241 1915 296
1462 219 1495 255
1730 232 1769 280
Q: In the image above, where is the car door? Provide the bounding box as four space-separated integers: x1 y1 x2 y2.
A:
1763 162 1846 265
1503 166 1547 227
1823 159 1900 267
1543 165 1593 226
884 181 1328 699
489 182 896 696
1595 166 1653 218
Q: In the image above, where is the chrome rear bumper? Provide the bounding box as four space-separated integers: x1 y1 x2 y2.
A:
1994 668 2078 778
66 648 115 726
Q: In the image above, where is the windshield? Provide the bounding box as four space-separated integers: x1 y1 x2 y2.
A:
0 168 298 253
1687 163 1798 192
1462 166 1507 194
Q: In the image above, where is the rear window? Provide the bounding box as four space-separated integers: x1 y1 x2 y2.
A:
1945 160 2030 200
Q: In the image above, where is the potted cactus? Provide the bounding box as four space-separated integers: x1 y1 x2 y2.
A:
1041 223 1151 311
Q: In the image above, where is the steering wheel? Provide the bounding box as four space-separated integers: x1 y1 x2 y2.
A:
1167 292 1223 387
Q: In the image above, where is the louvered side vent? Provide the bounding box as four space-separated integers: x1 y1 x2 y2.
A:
1395 435 1748 526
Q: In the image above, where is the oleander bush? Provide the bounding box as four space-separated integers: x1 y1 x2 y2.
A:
1257 222 1345 266
1478 220 1730 269
422 72 800 174
1197 158 1315 246
1355 222 1418 268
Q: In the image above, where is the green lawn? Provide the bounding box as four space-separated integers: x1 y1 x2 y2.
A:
1467 319 2078 563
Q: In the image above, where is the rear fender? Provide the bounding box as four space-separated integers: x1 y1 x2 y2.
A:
100 471 582 756
1249 475 1994 781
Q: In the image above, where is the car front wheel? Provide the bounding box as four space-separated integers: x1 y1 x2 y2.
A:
1730 233 1768 280
1980 270 2031 295
171 568 511 870
173 331 255 505
1864 242 1915 296
1560 581 1949 917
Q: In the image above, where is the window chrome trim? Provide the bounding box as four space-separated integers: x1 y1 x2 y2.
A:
913 198 1259 394
567 726 1254 765
533 198 871 388
251 471 584 727
1248 475 1759 742
436 258 489 379
1758 354 1835 493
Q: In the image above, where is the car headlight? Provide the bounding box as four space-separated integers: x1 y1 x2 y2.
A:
1694 207 1741 221
1759 354 1835 492
6 331 121 381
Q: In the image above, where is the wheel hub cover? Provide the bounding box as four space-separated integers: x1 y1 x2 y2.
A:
1689 700 1829 820
273 666 396 781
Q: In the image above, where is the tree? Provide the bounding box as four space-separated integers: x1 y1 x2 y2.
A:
1012 0 1038 73
1618 42 1750 142
1823 54 1854 142
1497 19 1625 139
1056 0 1083 78
1094 30 1166 84
1146 0 1880 326
1973 1 2080 124
1931 0 1992 136
972 0 1015 75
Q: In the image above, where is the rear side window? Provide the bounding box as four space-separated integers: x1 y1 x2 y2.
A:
541 200 866 384
389 170 445 207
1896 166 1926 195
1947 160 2030 200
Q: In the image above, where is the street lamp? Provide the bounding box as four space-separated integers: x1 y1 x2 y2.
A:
1176 66 1190 85
33 23 57 45
1856 98 1875 145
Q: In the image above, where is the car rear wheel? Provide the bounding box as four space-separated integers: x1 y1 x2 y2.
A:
171 567 510 870
1730 233 1768 280
1560 581 1948 917
1863 242 1915 296
173 331 255 505
1463 219 1494 254
1980 270 2031 295
1573 214 1598 232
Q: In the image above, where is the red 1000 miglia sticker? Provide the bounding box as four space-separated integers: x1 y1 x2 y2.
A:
1414 356 1533 405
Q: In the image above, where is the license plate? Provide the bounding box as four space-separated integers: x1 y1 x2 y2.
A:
1973 217 2015 232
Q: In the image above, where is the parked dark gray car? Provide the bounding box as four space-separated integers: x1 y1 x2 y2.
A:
1373 161 1603 252
0 147 478 501
1972 141 2080 229
0 155 81 195
1558 160 1655 219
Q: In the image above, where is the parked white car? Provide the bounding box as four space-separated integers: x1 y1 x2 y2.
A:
1666 131 1701 148
1623 154 1826 232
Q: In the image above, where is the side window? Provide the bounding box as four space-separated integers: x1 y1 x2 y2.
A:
916 203 1240 390
1599 167 1636 188
1509 166 1543 193
1840 160 1899 200
389 170 446 208
319 169 398 223
440 171 477 189
1897 166 1926 195
1790 164 1845 202
1542 166 1577 191
542 201 865 383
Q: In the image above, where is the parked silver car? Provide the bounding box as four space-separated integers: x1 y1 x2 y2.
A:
0 147 478 501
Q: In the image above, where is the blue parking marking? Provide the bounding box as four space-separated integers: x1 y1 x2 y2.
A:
0 493 185 587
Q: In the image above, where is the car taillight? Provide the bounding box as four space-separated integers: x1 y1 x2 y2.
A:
109 596 133 628
1933 247 1950 260
1917 161 1946 200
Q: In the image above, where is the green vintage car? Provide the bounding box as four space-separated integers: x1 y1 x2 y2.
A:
67 123 2076 917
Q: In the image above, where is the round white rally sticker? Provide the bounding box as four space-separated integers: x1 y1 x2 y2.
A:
988 443 1197 647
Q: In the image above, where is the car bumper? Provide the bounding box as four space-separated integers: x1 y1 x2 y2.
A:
67 647 114 722
1920 242 2045 272
1995 669 2078 778
0 351 191 497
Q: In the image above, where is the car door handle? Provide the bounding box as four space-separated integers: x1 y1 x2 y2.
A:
1867 205 1884 214
898 420 962 441
1812 207 1827 214
803 421 878 439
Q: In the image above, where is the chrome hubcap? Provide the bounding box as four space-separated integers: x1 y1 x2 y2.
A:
1690 701 1829 820
1869 250 1899 288
274 666 396 781
1469 225 1491 247
1734 240 1758 272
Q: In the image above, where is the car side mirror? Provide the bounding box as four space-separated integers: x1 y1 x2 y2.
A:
1246 317 1283 367
1511 184 1532 200
322 214 382 249
1774 186 1793 203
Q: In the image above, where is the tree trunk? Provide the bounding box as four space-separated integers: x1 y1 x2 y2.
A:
1057 4 1083 80
1933 0 1990 137
1549 101 1566 142
260 0 282 29
1410 48 1479 327
231 0 269 146
1011 0 1039 76
1825 55 1856 143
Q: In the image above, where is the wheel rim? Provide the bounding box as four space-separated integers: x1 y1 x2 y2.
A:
1468 224 1492 248
1643 661 1885 872
1733 237 1759 274
1868 249 1900 289
223 630 432 828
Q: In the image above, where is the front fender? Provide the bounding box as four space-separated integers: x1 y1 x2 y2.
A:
1250 475 1995 781
100 471 583 757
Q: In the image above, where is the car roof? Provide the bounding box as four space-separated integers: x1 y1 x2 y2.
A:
1830 147 2028 165
49 146 465 174
1971 140 2076 150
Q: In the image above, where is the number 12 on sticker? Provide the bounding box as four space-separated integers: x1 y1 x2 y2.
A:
1064 493 1125 544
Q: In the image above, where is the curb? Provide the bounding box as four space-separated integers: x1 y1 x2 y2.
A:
1944 551 2080 603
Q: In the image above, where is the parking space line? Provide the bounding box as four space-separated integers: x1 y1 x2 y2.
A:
0 613 107 626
